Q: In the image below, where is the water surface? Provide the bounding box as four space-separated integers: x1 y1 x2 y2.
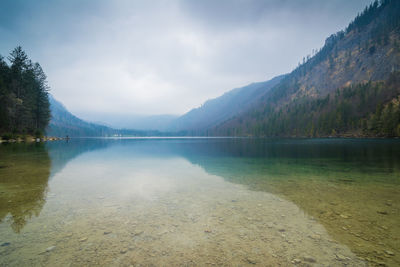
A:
0 138 399 266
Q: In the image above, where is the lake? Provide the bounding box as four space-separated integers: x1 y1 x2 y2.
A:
0 138 399 266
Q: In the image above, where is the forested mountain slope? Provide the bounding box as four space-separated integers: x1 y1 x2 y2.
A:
46 95 166 137
46 95 120 137
212 0 400 137
168 75 285 133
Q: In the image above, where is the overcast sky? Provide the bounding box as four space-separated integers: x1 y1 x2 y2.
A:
0 0 372 120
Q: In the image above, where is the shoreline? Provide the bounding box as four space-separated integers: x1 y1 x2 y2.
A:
0 136 67 143
1 135 399 143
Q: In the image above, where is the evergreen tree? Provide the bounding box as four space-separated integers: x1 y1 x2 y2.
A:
0 46 50 138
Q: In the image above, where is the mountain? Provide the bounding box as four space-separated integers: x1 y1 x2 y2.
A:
168 75 285 133
46 95 174 137
113 114 178 131
79 113 179 131
211 0 400 137
46 95 120 137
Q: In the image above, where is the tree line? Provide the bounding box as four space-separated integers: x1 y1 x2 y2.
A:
0 46 50 139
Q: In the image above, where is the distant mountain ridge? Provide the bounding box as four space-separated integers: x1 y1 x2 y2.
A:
46 95 119 137
168 75 285 133
81 113 179 131
46 95 166 137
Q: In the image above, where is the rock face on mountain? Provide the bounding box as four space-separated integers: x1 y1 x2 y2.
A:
211 0 400 137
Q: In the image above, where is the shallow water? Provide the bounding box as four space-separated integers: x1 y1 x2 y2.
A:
0 138 399 266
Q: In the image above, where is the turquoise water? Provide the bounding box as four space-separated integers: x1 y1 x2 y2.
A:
0 138 399 266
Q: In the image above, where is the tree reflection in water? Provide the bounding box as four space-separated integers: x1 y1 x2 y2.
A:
0 143 50 233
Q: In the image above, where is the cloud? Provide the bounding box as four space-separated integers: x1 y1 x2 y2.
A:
0 0 372 121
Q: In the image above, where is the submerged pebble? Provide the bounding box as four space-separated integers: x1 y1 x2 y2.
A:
385 250 394 256
46 246 56 252
309 234 321 240
304 256 316 263
335 254 348 261
245 257 257 264
292 258 301 264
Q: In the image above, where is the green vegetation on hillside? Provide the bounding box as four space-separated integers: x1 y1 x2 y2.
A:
0 47 50 138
